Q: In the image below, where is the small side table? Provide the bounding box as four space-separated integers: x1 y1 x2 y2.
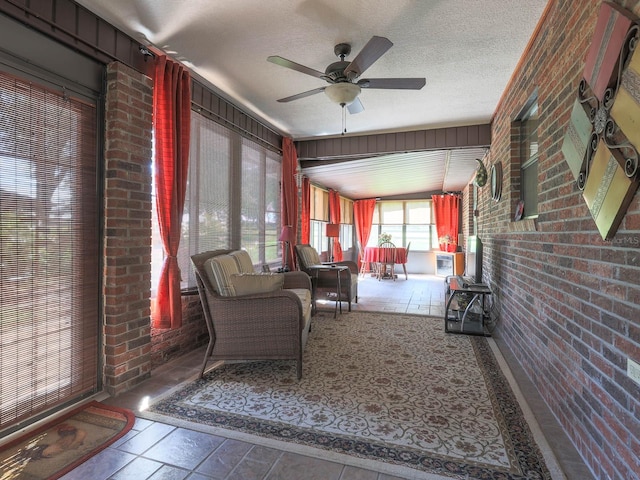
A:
307 264 349 318
444 276 492 336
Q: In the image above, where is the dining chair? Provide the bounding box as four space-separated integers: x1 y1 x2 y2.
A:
358 242 369 277
399 241 411 280
377 241 396 281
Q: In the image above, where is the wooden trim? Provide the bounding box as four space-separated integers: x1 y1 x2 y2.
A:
296 124 491 160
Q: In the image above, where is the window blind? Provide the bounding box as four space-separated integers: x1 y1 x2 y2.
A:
240 140 264 262
0 71 100 430
168 110 283 290
172 111 232 290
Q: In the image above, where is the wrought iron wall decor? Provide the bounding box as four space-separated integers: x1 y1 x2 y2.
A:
561 2 640 240
474 158 488 187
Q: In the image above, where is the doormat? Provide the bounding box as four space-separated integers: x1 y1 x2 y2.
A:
0 401 135 480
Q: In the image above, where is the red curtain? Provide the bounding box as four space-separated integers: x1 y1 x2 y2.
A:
432 194 460 252
353 199 376 268
328 190 343 261
152 55 191 329
281 137 298 269
301 177 310 244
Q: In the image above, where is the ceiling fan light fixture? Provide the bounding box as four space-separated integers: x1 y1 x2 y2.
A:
324 82 361 106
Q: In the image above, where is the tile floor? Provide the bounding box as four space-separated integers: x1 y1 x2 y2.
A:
65 274 593 480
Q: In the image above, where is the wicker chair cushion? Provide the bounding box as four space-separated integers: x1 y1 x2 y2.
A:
290 288 312 317
230 273 284 296
205 255 241 296
297 245 320 267
229 250 255 273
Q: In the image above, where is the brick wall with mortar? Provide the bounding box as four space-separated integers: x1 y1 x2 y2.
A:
103 62 154 396
480 1 640 478
150 293 208 366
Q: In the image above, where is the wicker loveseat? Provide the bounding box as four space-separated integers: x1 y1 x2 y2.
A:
191 249 312 380
295 244 358 312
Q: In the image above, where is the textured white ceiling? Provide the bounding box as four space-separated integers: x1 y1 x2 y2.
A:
74 0 548 197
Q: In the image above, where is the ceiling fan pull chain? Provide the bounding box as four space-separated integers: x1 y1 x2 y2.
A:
342 104 347 135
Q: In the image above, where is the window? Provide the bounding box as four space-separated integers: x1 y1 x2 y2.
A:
152 110 282 291
241 138 281 265
367 200 435 249
340 224 353 250
160 113 232 291
264 153 281 263
340 197 354 250
307 188 354 254
309 185 329 253
518 97 539 218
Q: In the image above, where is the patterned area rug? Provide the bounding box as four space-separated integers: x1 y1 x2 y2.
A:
149 312 553 479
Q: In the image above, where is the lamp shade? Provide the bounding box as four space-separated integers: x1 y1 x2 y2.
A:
279 225 294 242
325 223 340 238
324 82 361 106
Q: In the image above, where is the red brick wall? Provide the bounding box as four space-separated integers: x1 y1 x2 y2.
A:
483 1 640 478
151 293 208 365
103 63 154 396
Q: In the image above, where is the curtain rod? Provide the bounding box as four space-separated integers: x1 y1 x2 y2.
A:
192 101 282 155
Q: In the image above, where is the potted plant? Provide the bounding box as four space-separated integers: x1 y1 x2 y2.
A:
378 232 392 245
438 234 457 252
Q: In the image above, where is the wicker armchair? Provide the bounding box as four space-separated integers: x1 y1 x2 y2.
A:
191 249 312 380
294 244 358 312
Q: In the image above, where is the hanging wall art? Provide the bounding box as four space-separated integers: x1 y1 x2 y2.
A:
560 2 640 240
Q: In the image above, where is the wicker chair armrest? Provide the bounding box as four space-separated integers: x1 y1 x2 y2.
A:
204 289 304 329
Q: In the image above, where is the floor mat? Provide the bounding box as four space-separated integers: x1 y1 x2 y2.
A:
0 401 135 480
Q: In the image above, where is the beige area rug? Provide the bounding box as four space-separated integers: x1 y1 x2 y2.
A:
147 312 556 479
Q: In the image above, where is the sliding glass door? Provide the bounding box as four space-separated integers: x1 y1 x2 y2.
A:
0 70 101 432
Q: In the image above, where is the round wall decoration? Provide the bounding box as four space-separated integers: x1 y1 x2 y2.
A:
490 162 503 201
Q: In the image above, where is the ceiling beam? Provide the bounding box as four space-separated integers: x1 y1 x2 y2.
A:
296 123 491 161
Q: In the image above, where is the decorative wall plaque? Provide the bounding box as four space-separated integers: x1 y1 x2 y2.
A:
560 1 640 240
490 162 502 202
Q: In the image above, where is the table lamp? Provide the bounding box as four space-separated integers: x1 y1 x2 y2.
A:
279 225 295 271
325 223 340 263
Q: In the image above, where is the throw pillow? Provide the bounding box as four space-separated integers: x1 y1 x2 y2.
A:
205 255 241 296
229 250 255 273
230 273 284 296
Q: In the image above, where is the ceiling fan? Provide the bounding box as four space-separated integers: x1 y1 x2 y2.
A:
267 36 426 114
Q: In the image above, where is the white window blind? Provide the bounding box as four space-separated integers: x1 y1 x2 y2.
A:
166 110 283 290
264 151 281 264
172 112 232 289
241 140 263 261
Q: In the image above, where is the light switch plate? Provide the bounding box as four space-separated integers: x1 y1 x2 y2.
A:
628 358 640 385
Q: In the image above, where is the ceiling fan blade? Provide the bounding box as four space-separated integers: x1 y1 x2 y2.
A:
358 78 426 89
347 97 364 114
267 55 327 79
277 87 326 103
344 36 393 79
